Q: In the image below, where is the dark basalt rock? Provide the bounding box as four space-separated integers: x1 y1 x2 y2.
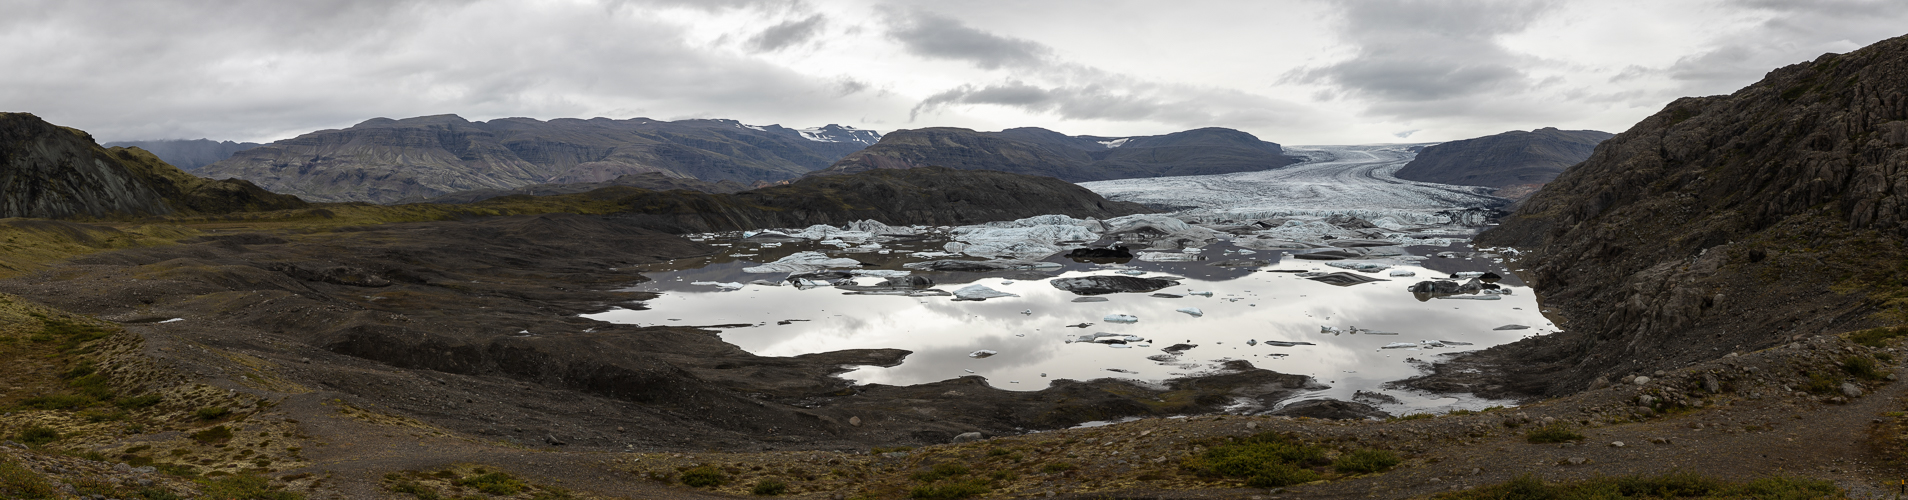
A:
0 113 306 219
1270 399 1392 420
1066 246 1133 258
1050 276 1182 295
1408 280 1462 294
1443 33 1908 398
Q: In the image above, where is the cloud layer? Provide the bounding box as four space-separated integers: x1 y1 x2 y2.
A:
0 0 1902 145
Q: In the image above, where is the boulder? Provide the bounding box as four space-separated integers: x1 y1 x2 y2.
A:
1271 399 1391 420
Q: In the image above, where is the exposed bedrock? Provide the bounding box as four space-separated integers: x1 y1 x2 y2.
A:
1418 34 1908 400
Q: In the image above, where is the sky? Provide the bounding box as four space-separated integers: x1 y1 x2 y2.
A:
2 0 1904 145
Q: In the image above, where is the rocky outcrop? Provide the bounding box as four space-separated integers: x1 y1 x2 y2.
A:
414 172 748 203
1392 127 1612 194
198 115 879 203
812 126 1299 182
1443 34 1908 398
595 166 1153 233
101 139 261 171
0 113 306 219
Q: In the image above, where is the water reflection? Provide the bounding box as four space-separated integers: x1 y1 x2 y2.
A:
586 245 1557 413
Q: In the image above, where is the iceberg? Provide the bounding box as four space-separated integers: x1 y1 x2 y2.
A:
952 284 1018 301
743 251 863 274
1104 314 1139 324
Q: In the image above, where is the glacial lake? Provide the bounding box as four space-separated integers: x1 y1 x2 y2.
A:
585 237 1557 413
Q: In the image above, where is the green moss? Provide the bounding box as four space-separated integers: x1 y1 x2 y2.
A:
190 425 233 445
1433 472 1843 499
15 426 58 446
1524 423 1585 444
1850 327 1908 347
750 478 789 496
1844 356 1885 380
1185 432 1328 487
198 474 302 500
1332 449 1402 474
194 406 230 420
1039 462 1075 473
910 462 971 483
0 458 57 499
453 471 526 495
907 479 990 499
679 466 726 488
115 394 163 409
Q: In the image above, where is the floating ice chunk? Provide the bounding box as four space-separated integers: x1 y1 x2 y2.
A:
1440 340 1475 345
159 318 185 324
1072 297 1109 303
1104 314 1139 324
1246 339 1258 346
1020 309 1032 315
1492 324 1531 330
1115 270 1147 276
945 224 1098 259
1435 295 1501 300
952 284 1018 301
1324 262 1390 272
1451 271 1486 279
1175 307 1204 317
1388 270 1417 277
1237 249 1256 255
1320 325 1342 334
1261 341 1315 347
1188 291 1213 296
968 350 998 358
1109 344 1132 348
1380 342 1419 349
964 369 975 373
1137 251 1198 262
743 251 862 273
909 251 959 258
850 269 911 278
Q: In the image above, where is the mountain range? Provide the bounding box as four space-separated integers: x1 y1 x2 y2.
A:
101 138 262 171
1392 127 1613 198
196 115 882 204
0 113 305 219
812 126 1300 182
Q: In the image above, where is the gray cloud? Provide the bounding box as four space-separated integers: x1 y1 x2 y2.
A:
910 79 1310 130
745 14 826 53
1660 0 1908 95
1286 0 1559 115
884 9 1050 70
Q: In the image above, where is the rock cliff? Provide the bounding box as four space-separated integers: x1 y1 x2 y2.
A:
198 115 878 204
1392 127 1612 196
1438 34 1908 397
813 126 1299 182
0 113 305 219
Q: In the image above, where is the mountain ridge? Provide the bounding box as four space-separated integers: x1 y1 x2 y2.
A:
197 115 881 204
0 112 306 219
101 138 263 171
812 126 1300 182
1392 127 1613 197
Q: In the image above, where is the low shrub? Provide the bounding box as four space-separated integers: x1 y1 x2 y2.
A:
908 479 990 499
190 426 233 445
453 472 525 495
750 478 788 496
679 466 725 488
1332 449 1402 474
16 426 58 446
1524 423 1584 444
1433 472 1842 499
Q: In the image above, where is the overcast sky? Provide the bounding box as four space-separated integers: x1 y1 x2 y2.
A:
3 0 1904 145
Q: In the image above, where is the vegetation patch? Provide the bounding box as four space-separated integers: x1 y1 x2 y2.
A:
1849 326 1908 347
1524 423 1585 444
15 426 59 446
190 425 234 445
198 474 303 500
1331 449 1402 474
1433 472 1843 499
679 466 727 488
1183 432 1328 487
750 478 788 496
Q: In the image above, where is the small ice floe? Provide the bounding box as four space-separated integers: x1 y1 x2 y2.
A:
1436 295 1501 300
690 281 745 290
1175 307 1204 317
1066 323 1094 328
1072 297 1110 303
851 269 912 278
1440 340 1475 345
1261 341 1315 347
1246 339 1258 346
1188 291 1213 296
1115 270 1147 276
1493 324 1531 330
729 253 757 257
1320 325 1343 334
1040 373 1048 377
1001 280 1016 285
1451 271 1486 279
1324 262 1389 272
968 350 998 359
1020 309 1033 315
1380 342 1420 349
952 284 1019 301
1137 252 1198 262
964 369 976 373
1109 344 1132 348
1104 314 1139 323
159 318 185 324
1388 270 1416 277
1106 368 1138 373
1237 249 1257 255
743 251 863 274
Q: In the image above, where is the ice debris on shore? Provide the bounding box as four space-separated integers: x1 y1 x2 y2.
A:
1104 314 1139 323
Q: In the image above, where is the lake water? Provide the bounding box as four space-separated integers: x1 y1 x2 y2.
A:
585 237 1556 413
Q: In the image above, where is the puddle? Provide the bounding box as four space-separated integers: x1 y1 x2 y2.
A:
585 236 1553 412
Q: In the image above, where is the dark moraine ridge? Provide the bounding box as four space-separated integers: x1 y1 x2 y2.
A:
1409 34 1908 399
812 126 1300 182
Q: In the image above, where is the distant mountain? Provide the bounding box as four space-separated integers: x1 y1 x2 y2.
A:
0 113 306 219
811 126 1300 182
1392 128 1613 197
414 171 749 204
197 115 881 204
101 139 262 171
